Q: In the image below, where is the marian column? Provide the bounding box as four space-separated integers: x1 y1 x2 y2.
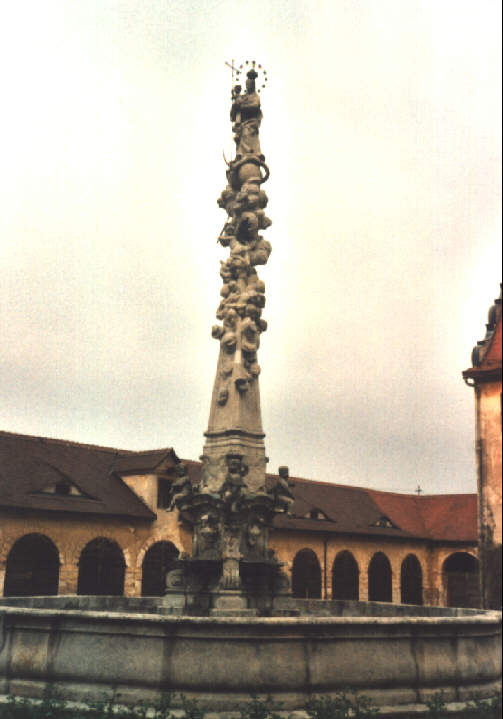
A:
202 64 271 497
169 64 292 610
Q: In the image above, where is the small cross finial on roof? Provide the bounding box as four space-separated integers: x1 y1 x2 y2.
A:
416 485 422 495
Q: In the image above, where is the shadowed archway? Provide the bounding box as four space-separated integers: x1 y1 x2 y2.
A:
400 554 423 605
4 534 59 597
368 552 392 602
77 538 125 596
332 550 359 600
443 552 480 608
292 548 322 599
141 541 179 596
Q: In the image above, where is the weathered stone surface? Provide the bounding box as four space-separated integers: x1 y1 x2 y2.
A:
166 70 297 604
0 600 500 711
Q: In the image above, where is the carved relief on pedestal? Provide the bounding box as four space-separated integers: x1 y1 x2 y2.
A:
193 508 222 560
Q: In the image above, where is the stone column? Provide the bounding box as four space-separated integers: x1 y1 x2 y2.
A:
124 567 137 597
392 567 401 604
58 561 78 595
360 567 369 602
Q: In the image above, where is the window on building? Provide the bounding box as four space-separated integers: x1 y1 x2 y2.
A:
157 478 172 509
371 515 398 529
55 482 70 496
304 508 328 520
35 480 90 498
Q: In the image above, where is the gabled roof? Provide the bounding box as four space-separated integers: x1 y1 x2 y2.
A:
0 431 477 542
463 284 502 383
269 474 476 542
0 431 175 519
112 448 178 474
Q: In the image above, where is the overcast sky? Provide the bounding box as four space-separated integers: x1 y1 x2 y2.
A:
1 0 501 495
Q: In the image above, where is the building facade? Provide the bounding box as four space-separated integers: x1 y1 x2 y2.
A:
463 285 502 609
0 430 479 607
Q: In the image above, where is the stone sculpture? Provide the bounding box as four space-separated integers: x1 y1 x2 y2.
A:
168 63 293 613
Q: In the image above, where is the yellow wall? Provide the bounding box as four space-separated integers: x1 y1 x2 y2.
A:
478 381 502 545
269 528 477 606
0 484 477 607
0 505 192 598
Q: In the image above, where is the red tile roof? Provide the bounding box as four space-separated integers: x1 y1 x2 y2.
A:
269 474 476 542
0 431 477 542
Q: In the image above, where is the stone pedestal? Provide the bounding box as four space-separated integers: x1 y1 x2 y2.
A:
209 589 256 616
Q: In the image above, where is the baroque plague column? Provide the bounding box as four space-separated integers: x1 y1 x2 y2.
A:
169 64 293 612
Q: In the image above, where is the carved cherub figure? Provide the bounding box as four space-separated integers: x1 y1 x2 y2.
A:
246 513 267 552
241 315 260 354
220 331 237 354
220 259 233 283
226 453 248 486
194 509 221 557
237 211 259 244
249 236 271 266
169 463 192 511
217 386 229 406
272 466 295 514
223 307 238 330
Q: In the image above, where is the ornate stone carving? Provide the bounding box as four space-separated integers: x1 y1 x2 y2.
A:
167 64 293 608
210 67 272 409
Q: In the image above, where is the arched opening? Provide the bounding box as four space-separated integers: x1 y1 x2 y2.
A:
141 541 179 596
400 554 423 605
292 548 321 599
443 552 480 608
368 552 392 602
332 550 359 600
4 534 59 597
77 538 125 596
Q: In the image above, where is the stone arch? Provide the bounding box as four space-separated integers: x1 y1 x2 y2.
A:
136 535 173 569
292 548 321 599
400 554 423 605
141 541 180 597
332 550 359 600
442 552 480 608
368 551 392 602
4 533 60 597
73 534 130 568
77 537 126 596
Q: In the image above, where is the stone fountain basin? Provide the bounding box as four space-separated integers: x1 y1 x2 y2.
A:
0 597 501 712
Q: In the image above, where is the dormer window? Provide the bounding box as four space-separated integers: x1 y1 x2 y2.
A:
55 482 70 496
36 481 88 498
304 508 328 521
371 515 398 529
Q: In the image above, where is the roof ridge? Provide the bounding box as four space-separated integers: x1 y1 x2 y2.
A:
0 430 128 453
278 475 423 496
122 447 175 456
0 430 176 457
417 493 476 499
